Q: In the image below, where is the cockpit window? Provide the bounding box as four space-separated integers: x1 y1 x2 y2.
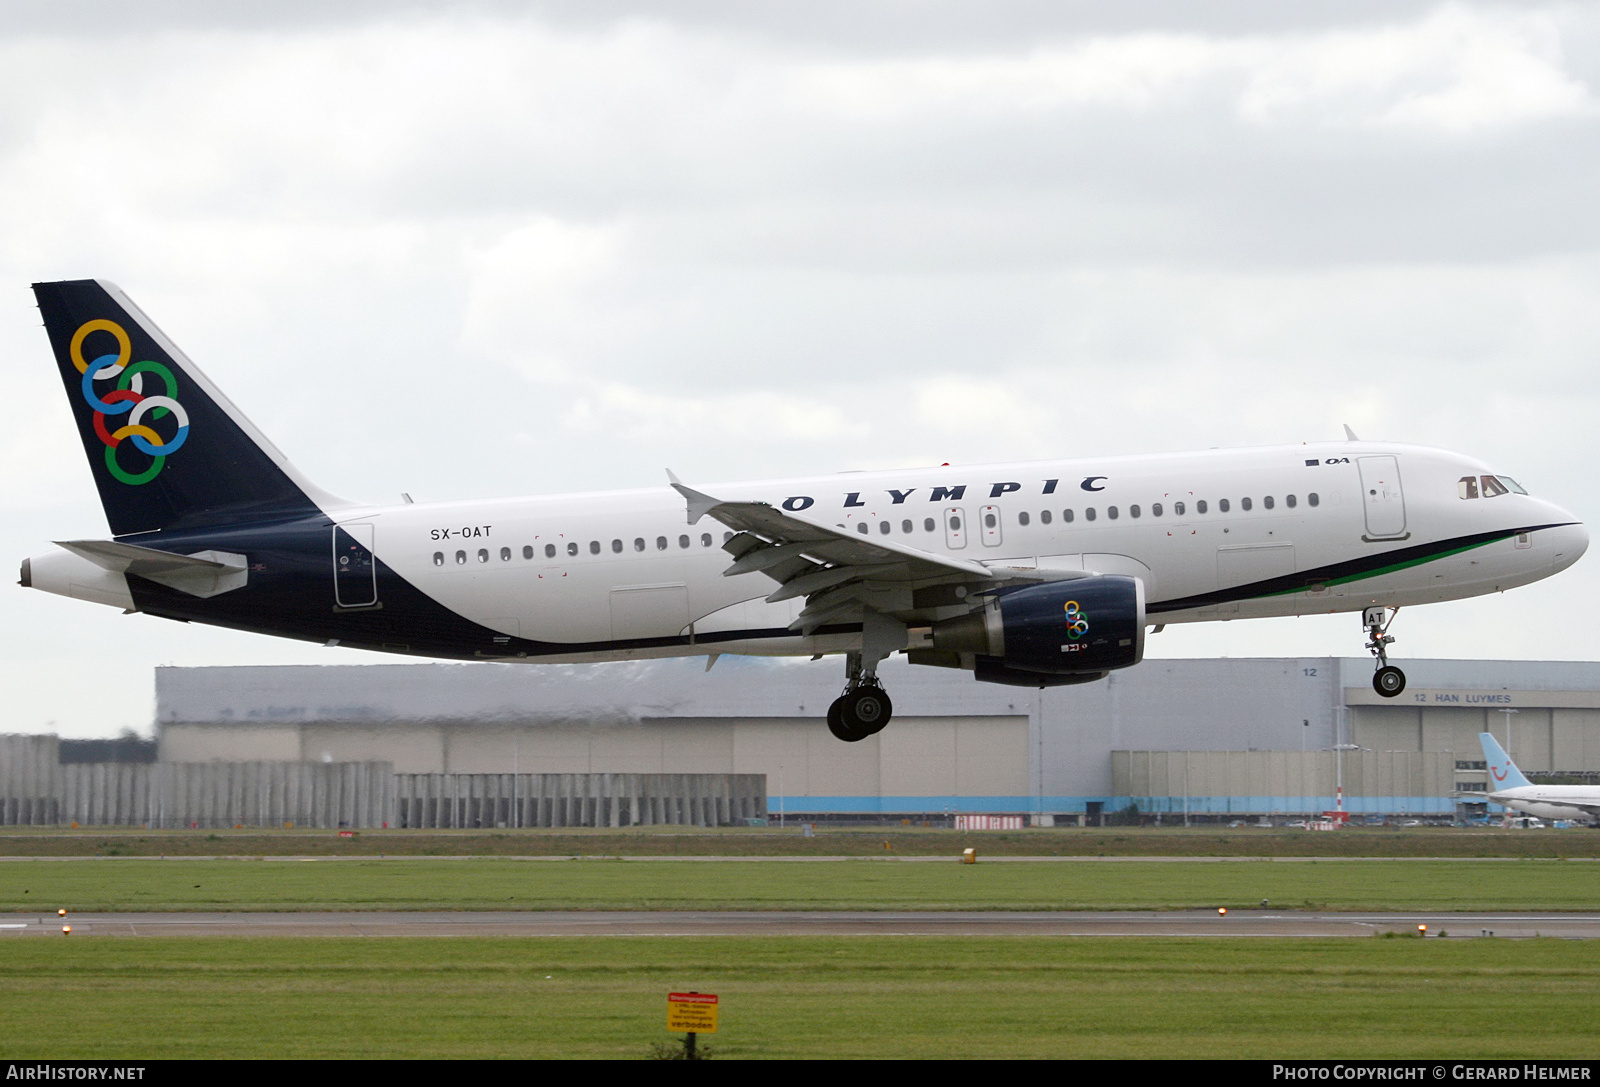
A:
1462 474 1527 499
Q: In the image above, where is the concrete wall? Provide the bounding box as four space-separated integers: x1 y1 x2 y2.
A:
53 761 395 828
1113 749 1458 815
142 656 1600 816
394 772 765 828
1351 704 1600 773
0 742 765 829
0 734 60 825
162 711 1032 813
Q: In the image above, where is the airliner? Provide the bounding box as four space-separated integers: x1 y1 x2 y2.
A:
1479 733 1600 825
19 280 1589 741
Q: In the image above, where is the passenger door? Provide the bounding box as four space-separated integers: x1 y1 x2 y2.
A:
1357 456 1407 539
332 523 378 608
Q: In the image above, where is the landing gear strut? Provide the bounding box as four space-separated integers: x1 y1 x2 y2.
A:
1365 606 1406 697
826 651 895 742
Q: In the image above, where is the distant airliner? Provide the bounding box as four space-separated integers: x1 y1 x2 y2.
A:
1479 733 1600 824
20 280 1589 741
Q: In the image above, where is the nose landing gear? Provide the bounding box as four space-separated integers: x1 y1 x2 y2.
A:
1365 606 1406 697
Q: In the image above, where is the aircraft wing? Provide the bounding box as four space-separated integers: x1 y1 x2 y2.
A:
668 473 1058 634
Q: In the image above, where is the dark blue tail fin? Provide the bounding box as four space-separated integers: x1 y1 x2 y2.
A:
34 279 348 536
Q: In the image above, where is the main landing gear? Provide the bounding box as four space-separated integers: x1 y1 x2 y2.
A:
1365 606 1406 698
827 651 895 742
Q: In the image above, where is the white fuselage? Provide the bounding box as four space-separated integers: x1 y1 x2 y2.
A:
1487 786 1600 823
307 440 1584 663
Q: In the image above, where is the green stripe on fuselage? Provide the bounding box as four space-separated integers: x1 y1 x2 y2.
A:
1259 534 1506 600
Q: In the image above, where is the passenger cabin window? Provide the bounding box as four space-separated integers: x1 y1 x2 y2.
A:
1218 499 1230 513
1107 506 1118 520
902 520 913 534
634 538 646 552
1196 501 1207 514
589 541 600 555
1240 497 1252 512
857 523 869 535
1018 511 1030 526
522 545 534 560
455 550 466 564
701 533 713 547
500 547 511 561
1085 508 1096 521
679 535 690 549
657 537 668 550
478 549 489 563
1130 505 1140 518
1308 493 1319 507
1263 496 1274 510
567 542 579 557
924 518 935 532
880 521 891 534
1040 510 1052 524
1174 501 1185 515
546 544 557 558
433 552 444 566
1286 494 1297 508
1151 503 1162 517
1063 509 1074 522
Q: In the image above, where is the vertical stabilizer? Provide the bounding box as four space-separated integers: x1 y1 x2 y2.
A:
1479 732 1533 791
33 279 349 536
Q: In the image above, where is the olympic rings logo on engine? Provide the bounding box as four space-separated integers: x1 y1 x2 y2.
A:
70 319 189 486
1063 600 1089 641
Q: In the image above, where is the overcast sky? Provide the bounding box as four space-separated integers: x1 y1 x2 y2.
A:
4 1 1598 737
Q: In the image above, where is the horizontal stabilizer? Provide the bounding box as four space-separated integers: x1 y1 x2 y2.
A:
56 539 248 599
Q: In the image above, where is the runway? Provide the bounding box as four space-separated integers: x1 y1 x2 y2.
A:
4 910 1598 938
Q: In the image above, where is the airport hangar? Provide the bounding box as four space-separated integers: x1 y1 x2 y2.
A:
152 655 1600 823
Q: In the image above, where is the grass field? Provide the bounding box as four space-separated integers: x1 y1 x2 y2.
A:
5 831 1595 1060
2 857 1597 912
2 936 1596 1059
2 824 1593 858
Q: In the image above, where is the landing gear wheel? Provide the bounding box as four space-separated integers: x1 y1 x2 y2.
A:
841 684 893 735
1373 665 1406 698
826 698 867 742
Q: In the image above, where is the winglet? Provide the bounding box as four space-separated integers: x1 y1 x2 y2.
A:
1343 424 1359 442
666 469 720 525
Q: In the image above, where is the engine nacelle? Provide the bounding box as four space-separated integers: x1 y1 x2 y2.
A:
971 659 1110 688
932 575 1145 681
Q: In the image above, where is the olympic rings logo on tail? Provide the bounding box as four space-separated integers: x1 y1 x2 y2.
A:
70 319 189 485
1064 600 1089 641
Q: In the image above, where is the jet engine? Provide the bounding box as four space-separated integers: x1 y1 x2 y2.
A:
930 575 1145 686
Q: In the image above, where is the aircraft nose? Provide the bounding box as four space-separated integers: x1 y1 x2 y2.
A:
1546 516 1588 573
